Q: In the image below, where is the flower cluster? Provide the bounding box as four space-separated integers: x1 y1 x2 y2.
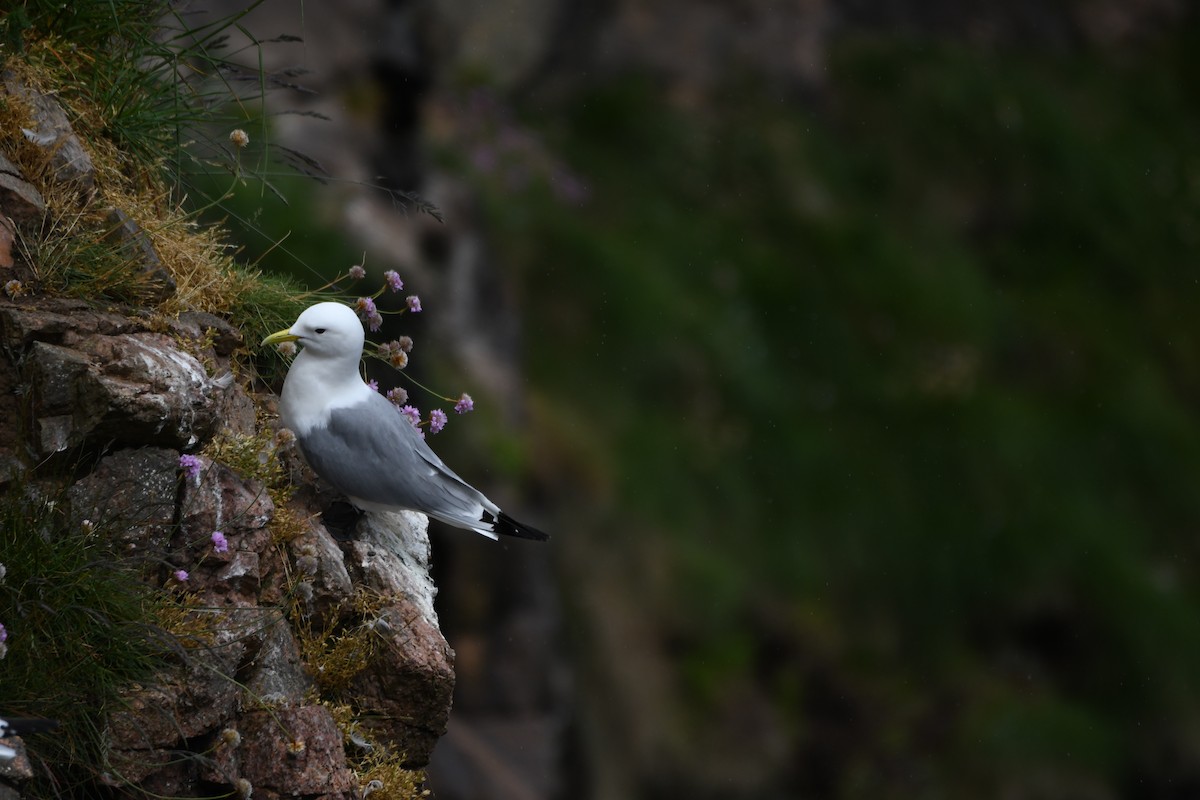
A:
399 405 421 428
179 454 203 484
390 402 460 437
339 260 422 334
4 280 24 299
376 337 412 369
292 264 479 436
355 296 383 332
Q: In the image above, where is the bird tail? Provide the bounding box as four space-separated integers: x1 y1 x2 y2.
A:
494 512 550 541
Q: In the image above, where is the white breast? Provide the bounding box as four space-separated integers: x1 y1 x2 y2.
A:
279 352 373 436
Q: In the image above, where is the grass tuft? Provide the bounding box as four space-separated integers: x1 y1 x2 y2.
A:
292 588 397 693
0 481 174 794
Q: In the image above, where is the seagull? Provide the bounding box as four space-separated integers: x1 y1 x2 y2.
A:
262 302 549 542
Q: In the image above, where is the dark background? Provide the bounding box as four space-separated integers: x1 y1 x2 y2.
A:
202 1 1200 797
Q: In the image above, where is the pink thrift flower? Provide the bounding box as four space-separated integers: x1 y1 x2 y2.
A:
173 570 189 582
399 405 421 427
454 393 474 414
384 270 404 292
386 387 408 406
348 265 366 280
405 295 422 313
211 531 229 554
179 454 203 481
429 409 448 434
368 379 379 392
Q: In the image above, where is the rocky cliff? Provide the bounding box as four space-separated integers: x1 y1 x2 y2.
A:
0 43 451 800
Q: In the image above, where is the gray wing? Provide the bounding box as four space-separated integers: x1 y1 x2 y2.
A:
297 392 497 524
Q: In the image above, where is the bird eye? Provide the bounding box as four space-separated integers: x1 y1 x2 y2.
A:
314 328 326 334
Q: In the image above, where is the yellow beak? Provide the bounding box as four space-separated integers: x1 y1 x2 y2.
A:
261 328 300 347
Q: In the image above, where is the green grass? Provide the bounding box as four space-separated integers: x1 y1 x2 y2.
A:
4 0 272 182
0 482 173 795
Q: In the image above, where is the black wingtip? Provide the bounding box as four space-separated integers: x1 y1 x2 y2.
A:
495 512 551 541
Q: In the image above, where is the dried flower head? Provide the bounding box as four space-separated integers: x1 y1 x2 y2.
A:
397 335 414 353
276 340 297 357
3 280 24 299
235 778 253 799
348 264 366 280
386 387 408 406
220 728 242 748
229 129 250 148
389 350 408 369
286 738 306 756
355 296 377 318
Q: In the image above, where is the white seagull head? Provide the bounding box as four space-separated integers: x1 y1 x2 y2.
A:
262 301 364 361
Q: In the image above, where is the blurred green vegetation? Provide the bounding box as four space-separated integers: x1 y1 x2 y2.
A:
470 29 1200 796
